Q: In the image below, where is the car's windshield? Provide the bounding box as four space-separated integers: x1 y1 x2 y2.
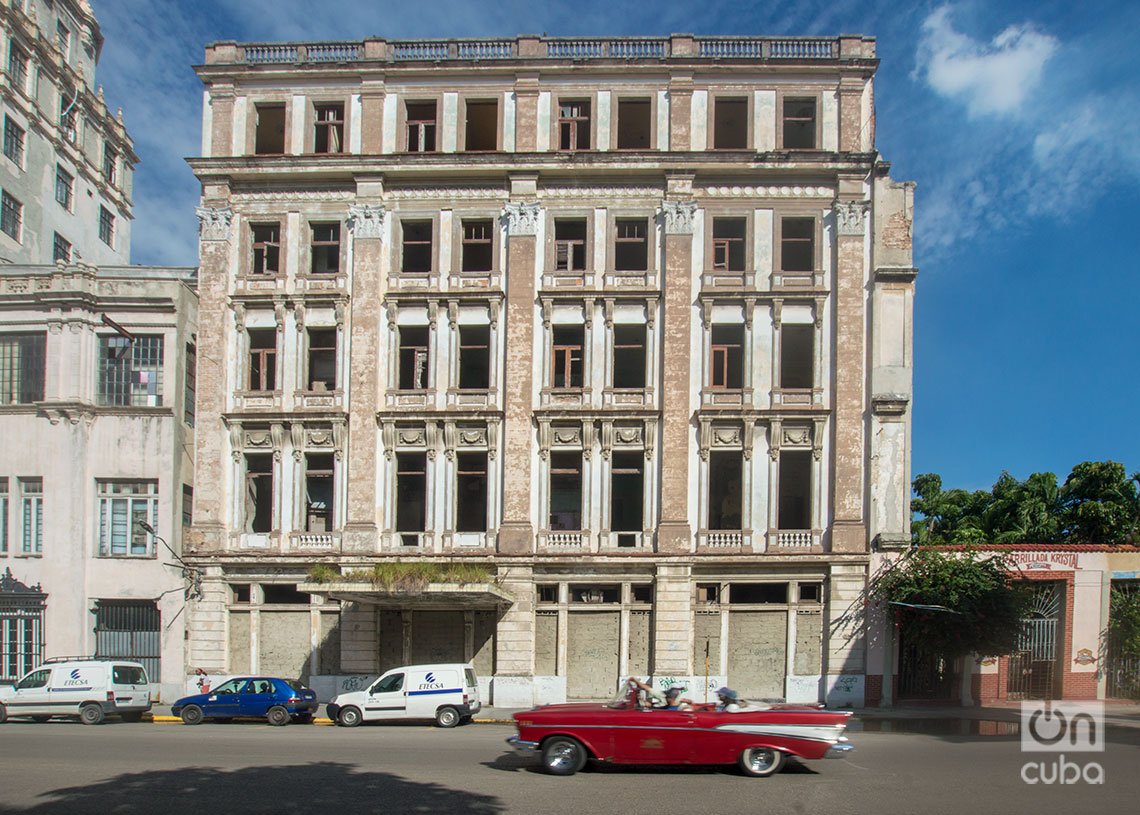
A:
211 678 246 695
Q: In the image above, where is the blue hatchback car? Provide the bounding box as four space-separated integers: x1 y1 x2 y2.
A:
171 677 318 726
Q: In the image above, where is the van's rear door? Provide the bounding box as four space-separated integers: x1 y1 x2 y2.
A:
111 664 151 710
464 667 480 712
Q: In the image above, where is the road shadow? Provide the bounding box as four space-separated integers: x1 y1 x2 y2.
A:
0 762 503 815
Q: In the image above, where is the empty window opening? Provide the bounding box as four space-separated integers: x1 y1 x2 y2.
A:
631 584 653 603
712 218 746 271
551 326 584 389
778 450 812 529
406 101 437 152
612 324 646 389
713 98 748 149
314 103 344 153
456 451 488 533
261 584 309 604
305 453 335 532
251 224 281 275
697 583 721 604
231 584 251 604
781 217 814 272
710 324 744 389
554 219 587 271
458 325 490 390
247 329 277 392
614 219 649 271
780 324 813 389
537 585 559 603
398 326 429 390
799 583 822 603
307 328 337 391
558 100 591 150
396 452 427 544
244 454 274 534
401 221 433 274
465 100 498 151
549 451 582 531
461 219 494 272
617 99 651 149
708 449 742 530
610 451 643 543
729 583 788 604
310 223 340 275
783 98 816 149
570 585 619 604
254 104 286 154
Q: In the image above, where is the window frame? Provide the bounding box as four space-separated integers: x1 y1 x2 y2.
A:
304 453 335 532
1 190 23 242
96 480 159 558
613 95 655 151
459 218 495 274
399 219 435 276
397 325 431 391
312 101 346 155
611 216 650 273
776 214 818 274
18 477 43 555
548 450 583 531
102 142 117 185
246 328 279 393
710 95 751 150
251 101 288 155
556 97 592 152
709 323 745 390
98 206 115 248
455 450 489 533
0 332 46 404
304 326 338 392
308 221 342 276
52 232 71 263
552 217 589 273
709 215 749 272
779 94 819 150
551 325 585 390
7 42 29 94
97 334 165 407
403 99 439 153
55 165 74 211
249 222 282 277
460 97 500 152
3 116 26 167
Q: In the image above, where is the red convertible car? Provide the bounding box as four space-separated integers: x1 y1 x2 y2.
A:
507 683 853 777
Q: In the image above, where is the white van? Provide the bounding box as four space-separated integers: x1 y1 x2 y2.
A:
327 663 480 728
0 659 152 725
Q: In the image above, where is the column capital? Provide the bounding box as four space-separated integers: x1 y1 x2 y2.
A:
347 204 386 240
834 199 869 236
196 206 233 242
660 200 697 235
502 201 542 236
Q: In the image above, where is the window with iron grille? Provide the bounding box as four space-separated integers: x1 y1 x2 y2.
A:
52 232 71 263
7 43 28 93
102 143 117 184
93 600 160 686
1 478 8 555
310 223 340 274
55 165 74 210
183 342 196 425
0 589 45 684
1 190 23 241
251 224 281 275
98 206 114 247
406 101 437 152
98 335 164 407
19 478 42 554
314 103 344 153
97 481 158 557
0 333 46 404
4 116 25 166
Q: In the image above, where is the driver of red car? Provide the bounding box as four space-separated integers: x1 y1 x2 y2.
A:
628 677 693 710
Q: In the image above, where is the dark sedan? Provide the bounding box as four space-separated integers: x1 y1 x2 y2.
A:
171 677 318 726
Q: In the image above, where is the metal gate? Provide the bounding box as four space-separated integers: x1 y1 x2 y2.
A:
1007 584 1060 700
94 600 160 684
897 634 955 700
0 569 46 683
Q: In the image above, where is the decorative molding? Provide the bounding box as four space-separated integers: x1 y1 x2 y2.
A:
540 186 663 199
387 187 508 200
704 185 832 198
196 206 234 242
291 423 305 461
230 189 353 203
502 202 542 236
872 394 910 416
834 200 869 236
874 266 919 283
347 204 386 240
660 200 697 235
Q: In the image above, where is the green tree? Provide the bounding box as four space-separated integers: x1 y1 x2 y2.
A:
1059 461 1140 544
1108 586 1140 660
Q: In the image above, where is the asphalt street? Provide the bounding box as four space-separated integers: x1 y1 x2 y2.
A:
0 719 1136 814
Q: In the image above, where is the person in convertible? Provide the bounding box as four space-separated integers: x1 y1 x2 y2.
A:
628 677 693 710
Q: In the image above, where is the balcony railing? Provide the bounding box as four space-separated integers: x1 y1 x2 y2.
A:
289 531 340 550
539 530 587 549
769 529 821 551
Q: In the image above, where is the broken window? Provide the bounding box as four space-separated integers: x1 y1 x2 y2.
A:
778 450 812 529
464 99 497 151
729 583 788 604
709 324 744 389
395 452 427 544
458 325 490 390
571 585 619 603
310 223 340 275
781 217 814 272
708 449 742 530
697 583 720 604
558 100 590 150
617 99 651 149
612 324 646 389
251 224 281 275
632 585 653 603
305 453 334 532
712 218 746 271
713 97 748 149
401 221 432 274
549 451 582 531
254 103 286 155
314 103 344 153
799 583 822 602
782 98 816 149
610 451 643 546
307 328 337 391
554 219 587 271
780 324 813 389
551 326 584 389
247 329 277 392
261 584 309 604
537 585 558 603
455 451 488 533
244 454 274 534
461 219 493 272
614 218 648 271
398 326 430 390
405 101 437 152
231 584 251 603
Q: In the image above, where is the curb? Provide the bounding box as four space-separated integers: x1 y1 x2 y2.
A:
148 715 513 726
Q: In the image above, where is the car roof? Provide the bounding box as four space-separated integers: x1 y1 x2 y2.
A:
387 664 472 672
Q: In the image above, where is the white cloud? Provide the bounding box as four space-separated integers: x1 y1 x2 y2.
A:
917 5 1057 117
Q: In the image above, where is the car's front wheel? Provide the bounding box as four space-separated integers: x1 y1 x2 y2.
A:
337 706 362 728
738 746 784 777
266 706 290 727
542 736 587 776
79 704 105 726
180 705 204 726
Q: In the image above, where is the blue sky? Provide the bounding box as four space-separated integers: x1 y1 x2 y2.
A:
92 0 1139 492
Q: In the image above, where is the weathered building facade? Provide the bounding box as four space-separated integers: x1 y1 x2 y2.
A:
187 34 916 706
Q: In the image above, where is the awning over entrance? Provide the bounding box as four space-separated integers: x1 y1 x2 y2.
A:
297 581 514 609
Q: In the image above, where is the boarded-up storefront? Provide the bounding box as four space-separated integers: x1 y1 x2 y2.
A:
567 612 619 699
258 610 310 680
727 611 787 699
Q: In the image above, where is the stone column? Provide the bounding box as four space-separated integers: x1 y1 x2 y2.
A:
498 197 541 555
514 73 540 153
668 73 693 151
208 83 235 157
657 196 696 554
838 77 866 152
831 196 868 553
493 564 536 705
360 80 385 154
343 201 386 552
652 562 693 675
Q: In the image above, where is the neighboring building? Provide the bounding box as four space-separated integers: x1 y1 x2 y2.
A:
0 262 197 700
186 34 916 706
1 0 135 266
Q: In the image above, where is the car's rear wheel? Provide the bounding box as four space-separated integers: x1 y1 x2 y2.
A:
266 706 290 727
79 704 105 726
337 706 362 728
435 706 460 728
180 705 204 726
0 704 8 724
542 736 587 776
738 747 784 777
119 712 144 723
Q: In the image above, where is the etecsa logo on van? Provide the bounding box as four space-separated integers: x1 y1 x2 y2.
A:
61 669 88 687
419 671 445 690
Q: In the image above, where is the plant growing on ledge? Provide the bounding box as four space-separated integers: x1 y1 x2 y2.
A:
333 562 494 592
872 547 1031 658
306 563 340 584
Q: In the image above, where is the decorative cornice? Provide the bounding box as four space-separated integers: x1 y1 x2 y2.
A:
834 200 869 236
872 394 910 416
387 187 508 200
196 206 234 242
660 200 697 235
874 266 919 283
347 204 386 240
540 186 663 199
230 189 353 203
502 202 542 236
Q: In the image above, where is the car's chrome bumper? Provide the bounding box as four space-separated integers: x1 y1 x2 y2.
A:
825 743 855 758
506 736 539 754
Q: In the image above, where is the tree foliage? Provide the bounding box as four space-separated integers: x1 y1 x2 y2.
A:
873 548 1031 658
1108 586 1140 660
